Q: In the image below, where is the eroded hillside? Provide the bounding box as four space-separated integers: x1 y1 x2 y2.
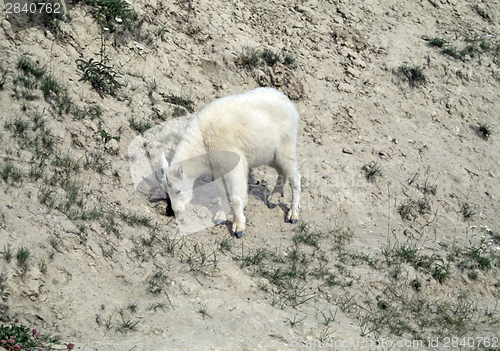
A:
1 0 500 349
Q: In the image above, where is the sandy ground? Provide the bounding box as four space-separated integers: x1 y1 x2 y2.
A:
0 0 500 349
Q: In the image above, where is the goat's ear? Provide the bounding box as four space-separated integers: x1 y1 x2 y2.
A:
160 152 169 175
175 161 184 178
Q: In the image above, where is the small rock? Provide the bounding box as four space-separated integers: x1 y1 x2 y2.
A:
314 137 323 145
342 147 354 154
254 69 270 87
45 30 54 41
105 139 120 155
2 20 14 38
337 82 355 93
346 66 361 78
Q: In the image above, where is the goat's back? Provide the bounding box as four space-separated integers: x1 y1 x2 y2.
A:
196 88 299 168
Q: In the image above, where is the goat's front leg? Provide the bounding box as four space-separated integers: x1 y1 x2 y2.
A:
227 164 248 238
286 171 301 224
231 196 247 238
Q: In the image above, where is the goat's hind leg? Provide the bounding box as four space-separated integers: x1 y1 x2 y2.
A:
213 178 230 225
267 168 285 209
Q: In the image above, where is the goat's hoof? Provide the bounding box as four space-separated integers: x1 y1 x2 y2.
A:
289 218 298 224
231 231 245 238
268 202 278 209
214 219 226 225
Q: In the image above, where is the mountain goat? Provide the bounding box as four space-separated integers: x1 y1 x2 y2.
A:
160 87 300 238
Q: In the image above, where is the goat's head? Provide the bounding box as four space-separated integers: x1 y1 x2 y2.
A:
160 152 193 213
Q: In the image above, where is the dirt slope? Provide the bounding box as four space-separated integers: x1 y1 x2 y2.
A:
0 0 500 349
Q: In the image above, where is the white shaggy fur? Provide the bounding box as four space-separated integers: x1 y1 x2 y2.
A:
160 87 301 237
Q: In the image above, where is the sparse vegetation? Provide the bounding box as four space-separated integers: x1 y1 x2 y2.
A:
162 94 194 114
426 33 500 64
399 63 426 87
475 123 492 140
16 246 31 272
425 36 447 48
85 0 139 32
460 202 477 221
0 161 22 185
1 245 13 263
76 57 123 97
362 161 382 182
129 117 153 134
239 47 297 69
146 269 171 295
0 321 66 350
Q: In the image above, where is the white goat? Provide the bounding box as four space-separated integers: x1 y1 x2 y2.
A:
160 87 300 237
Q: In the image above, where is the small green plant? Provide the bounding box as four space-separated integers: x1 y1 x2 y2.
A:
148 301 167 312
172 106 186 117
16 246 31 271
240 248 267 268
115 317 139 333
399 63 426 87
293 223 320 248
260 48 281 66
0 161 22 185
196 303 211 318
417 177 437 195
120 211 154 228
126 302 138 313
5 116 30 138
86 0 139 32
332 227 354 253
76 58 123 97
239 47 261 67
83 151 109 173
0 284 9 302
362 161 382 182
163 94 194 113
475 123 491 140
238 47 297 69
431 258 451 283
17 55 46 79
218 236 233 253
460 202 476 221
99 130 121 143
320 308 337 326
1 245 13 262
39 259 48 274
463 240 492 271
286 314 306 327
129 117 152 134
57 91 73 115
146 269 170 294
101 212 120 237
41 74 63 98
425 37 447 48
441 45 463 59
146 79 158 97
